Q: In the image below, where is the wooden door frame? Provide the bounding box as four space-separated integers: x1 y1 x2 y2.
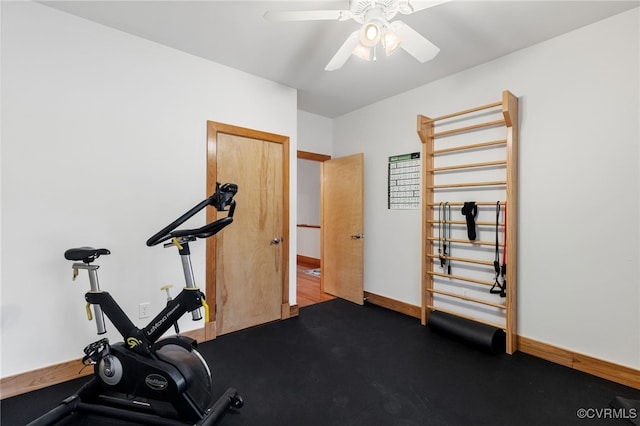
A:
296 150 331 267
296 150 331 275
205 121 290 340
298 150 331 162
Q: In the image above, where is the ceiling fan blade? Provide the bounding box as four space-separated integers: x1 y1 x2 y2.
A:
264 9 352 22
325 30 360 71
391 21 440 63
401 0 450 14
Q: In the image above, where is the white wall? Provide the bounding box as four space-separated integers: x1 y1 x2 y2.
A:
297 110 333 154
0 1 297 378
333 9 639 369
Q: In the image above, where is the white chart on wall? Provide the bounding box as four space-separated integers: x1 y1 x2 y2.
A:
388 152 421 210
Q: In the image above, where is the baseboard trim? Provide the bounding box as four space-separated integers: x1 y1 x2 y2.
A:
296 255 320 268
0 328 205 400
518 336 640 390
289 304 300 318
0 357 93 400
364 291 421 319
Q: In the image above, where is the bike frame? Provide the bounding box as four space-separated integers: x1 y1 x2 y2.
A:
76 183 236 355
76 241 207 355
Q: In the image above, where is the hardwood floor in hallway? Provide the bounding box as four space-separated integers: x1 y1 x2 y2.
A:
296 261 335 308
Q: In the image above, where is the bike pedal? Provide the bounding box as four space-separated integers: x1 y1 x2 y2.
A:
82 338 110 365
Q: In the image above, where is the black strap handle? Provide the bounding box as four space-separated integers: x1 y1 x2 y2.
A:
461 202 478 241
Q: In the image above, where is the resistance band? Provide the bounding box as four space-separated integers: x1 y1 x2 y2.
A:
438 202 452 274
445 202 451 275
438 202 444 269
490 202 506 297
501 203 507 294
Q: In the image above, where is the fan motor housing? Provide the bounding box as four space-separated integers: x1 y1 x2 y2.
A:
350 0 401 23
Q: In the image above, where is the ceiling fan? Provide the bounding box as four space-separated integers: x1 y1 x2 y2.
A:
264 0 447 71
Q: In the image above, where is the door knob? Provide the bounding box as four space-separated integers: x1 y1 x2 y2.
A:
351 233 364 240
270 237 283 245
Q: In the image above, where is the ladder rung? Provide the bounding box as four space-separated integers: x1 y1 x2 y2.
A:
428 181 506 189
427 219 502 226
427 236 502 247
427 271 495 287
427 288 506 309
429 160 507 172
426 254 494 267
434 119 506 138
433 139 506 155
427 201 505 207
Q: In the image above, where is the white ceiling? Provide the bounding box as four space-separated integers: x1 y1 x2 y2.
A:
41 1 638 118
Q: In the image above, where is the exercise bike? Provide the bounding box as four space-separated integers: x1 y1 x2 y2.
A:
28 183 243 426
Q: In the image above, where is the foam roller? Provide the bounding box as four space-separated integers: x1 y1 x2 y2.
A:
428 311 505 354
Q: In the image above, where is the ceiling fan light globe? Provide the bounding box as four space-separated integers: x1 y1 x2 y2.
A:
366 25 378 40
383 31 402 56
359 22 382 47
352 43 372 61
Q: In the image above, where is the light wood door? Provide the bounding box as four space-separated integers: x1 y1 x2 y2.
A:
321 153 364 305
206 122 290 336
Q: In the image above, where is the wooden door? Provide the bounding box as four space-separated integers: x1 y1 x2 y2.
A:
321 153 364 305
206 122 290 337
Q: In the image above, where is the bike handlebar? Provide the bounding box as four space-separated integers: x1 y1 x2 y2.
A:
146 183 238 247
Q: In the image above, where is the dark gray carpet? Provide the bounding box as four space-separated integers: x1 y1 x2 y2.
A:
3 299 639 425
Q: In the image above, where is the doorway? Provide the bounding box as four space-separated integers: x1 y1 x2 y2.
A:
296 150 333 307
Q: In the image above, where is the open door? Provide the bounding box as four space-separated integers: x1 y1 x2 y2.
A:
321 153 364 305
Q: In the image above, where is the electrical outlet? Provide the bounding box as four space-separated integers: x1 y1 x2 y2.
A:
139 302 151 319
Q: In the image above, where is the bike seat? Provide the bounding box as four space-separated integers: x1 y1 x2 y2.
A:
64 247 110 263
